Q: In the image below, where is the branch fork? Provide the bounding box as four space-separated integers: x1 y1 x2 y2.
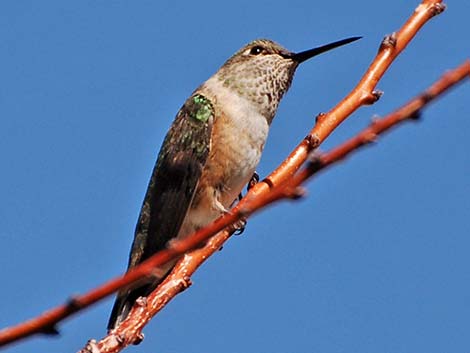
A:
1 2 467 352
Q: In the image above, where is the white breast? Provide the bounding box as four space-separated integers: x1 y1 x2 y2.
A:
176 77 270 237
205 77 269 202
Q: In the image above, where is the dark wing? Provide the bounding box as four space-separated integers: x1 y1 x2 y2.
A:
129 93 214 268
108 93 214 329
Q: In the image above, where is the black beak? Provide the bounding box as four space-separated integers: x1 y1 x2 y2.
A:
291 36 361 63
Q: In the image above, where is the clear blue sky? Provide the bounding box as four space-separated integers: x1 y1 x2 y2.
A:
1 1 469 352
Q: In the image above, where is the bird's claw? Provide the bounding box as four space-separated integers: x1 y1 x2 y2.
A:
233 217 247 235
247 171 260 191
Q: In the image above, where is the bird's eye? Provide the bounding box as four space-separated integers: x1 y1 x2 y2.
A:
249 46 264 55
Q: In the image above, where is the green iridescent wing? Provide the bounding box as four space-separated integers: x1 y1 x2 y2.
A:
130 93 214 267
108 93 214 329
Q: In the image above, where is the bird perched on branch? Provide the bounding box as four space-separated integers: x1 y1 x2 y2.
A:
108 35 360 329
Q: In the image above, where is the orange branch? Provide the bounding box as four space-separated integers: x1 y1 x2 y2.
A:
280 60 470 196
264 0 446 188
0 0 450 348
88 230 233 352
90 59 470 353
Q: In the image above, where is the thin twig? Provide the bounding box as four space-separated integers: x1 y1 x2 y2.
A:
92 58 470 353
0 0 449 348
275 60 470 201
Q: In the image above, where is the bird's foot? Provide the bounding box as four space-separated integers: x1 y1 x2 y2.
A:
230 172 259 234
247 171 260 191
233 217 247 235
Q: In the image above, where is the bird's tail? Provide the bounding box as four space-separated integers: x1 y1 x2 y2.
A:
108 282 156 330
107 261 176 330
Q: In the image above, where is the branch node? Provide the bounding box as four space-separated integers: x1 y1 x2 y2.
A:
39 325 60 336
132 332 145 346
135 296 148 308
409 110 422 121
305 133 321 149
379 32 397 51
66 295 83 312
420 91 433 104
430 2 446 16
363 131 378 144
372 90 384 102
181 276 192 289
291 186 307 200
315 112 327 123
78 339 100 353
361 90 383 105
306 152 324 171
262 177 275 189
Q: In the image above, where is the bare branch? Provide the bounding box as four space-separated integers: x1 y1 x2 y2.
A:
0 0 453 349
279 60 470 196
92 58 469 353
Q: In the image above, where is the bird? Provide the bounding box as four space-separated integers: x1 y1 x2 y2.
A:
108 35 361 329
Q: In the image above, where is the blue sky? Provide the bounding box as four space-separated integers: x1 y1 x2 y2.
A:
1 1 469 352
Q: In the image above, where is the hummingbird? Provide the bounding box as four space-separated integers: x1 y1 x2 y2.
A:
108 36 360 329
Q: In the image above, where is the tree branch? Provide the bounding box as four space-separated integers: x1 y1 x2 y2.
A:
89 58 469 353
0 0 453 349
